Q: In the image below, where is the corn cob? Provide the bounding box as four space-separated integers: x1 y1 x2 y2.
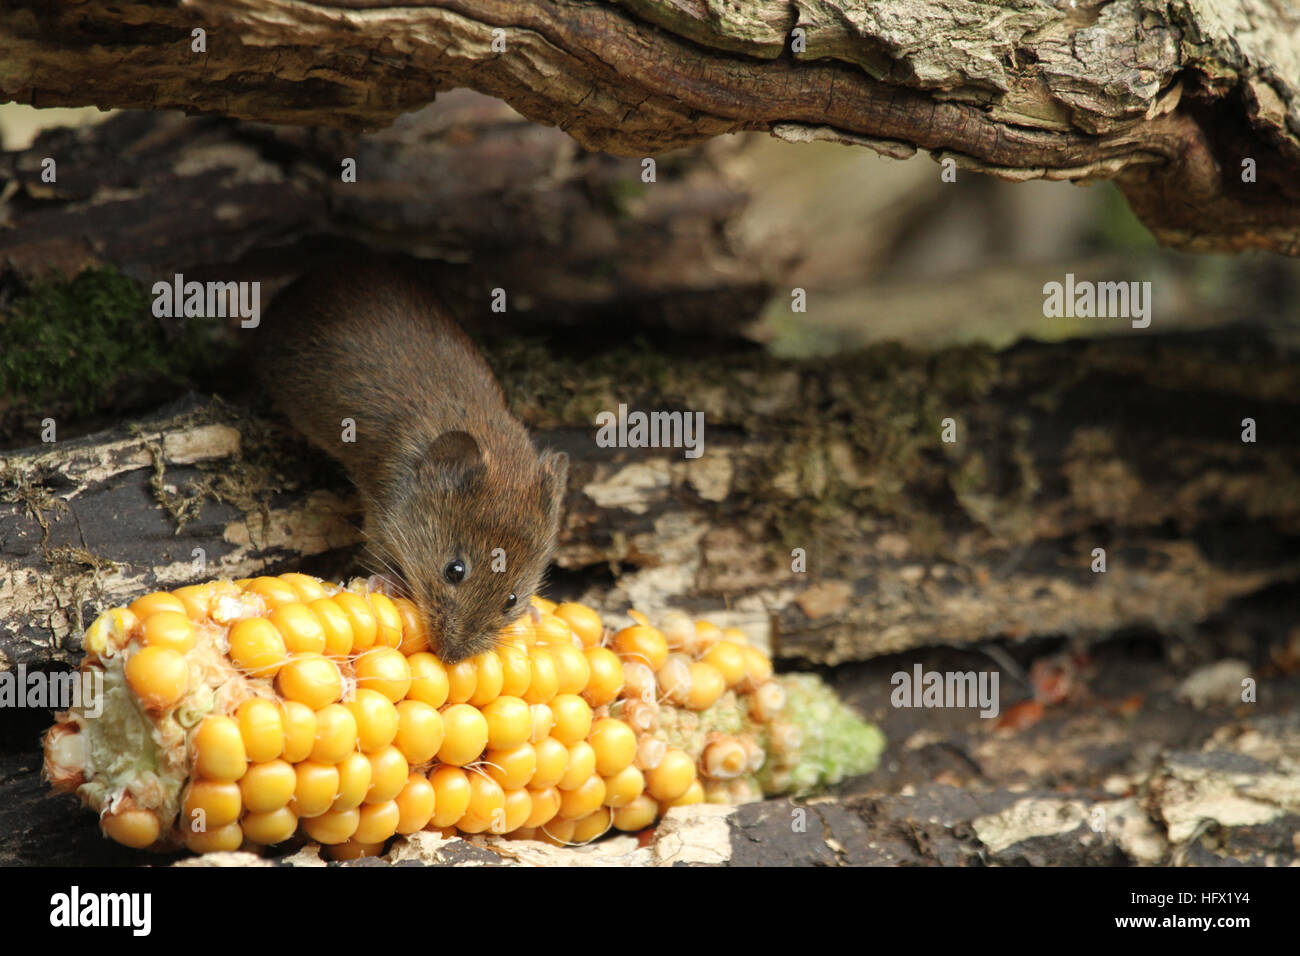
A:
43 573 883 857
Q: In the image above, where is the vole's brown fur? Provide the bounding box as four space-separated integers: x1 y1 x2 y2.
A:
256 262 568 663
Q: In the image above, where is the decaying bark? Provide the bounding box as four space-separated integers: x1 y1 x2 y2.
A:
4 333 1298 670
2 0 1299 255
0 102 768 337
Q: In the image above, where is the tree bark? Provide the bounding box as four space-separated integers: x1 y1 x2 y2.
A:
3 0 1299 255
4 333 1298 670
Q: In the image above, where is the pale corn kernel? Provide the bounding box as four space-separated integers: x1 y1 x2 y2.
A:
749 680 786 723
656 654 693 706
634 736 666 772
702 737 748 780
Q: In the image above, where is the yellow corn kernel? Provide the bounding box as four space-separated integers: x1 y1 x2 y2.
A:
530 736 569 790
125 646 189 711
353 647 412 703
559 741 596 791
558 775 606 819
102 807 160 849
571 808 612 844
581 647 623 707
392 597 429 656
228 617 288 679
236 698 284 763
549 694 593 746
540 816 577 846
394 700 444 764
182 780 242 830
238 760 296 813
658 611 694 651
480 695 531 751
141 610 195 653
277 653 343 710
194 715 247 781
268 603 326 655
613 625 669 671
550 643 591 696
530 595 557 615
365 746 409 804
436 704 489 767
500 789 532 833
692 619 723 654
741 645 774 690
523 646 559 704
497 645 532 698
293 761 341 817
406 653 450 709
302 807 359 845
185 822 243 854
635 735 666 772
333 752 373 812
309 597 354 658
332 592 378 652
445 658 478 705
485 742 536 790
248 576 300 610
524 787 562 829
590 717 637 777
129 591 187 621
311 703 359 764
612 794 658 832
469 652 504 707
367 593 404 649
664 779 705 809
656 654 693 706
530 703 555 743
280 700 317 763
687 661 726 710
703 641 746 687
172 584 214 621
602 765 645 808
749 680 785 722
395 773 436 834
456 773 505 834
628 609 650 627
429 766 471 828
347 688 399 753
645 747 695 802
500 615 535 647
702 737 748 779
280 572 327 603
242 807 299 846
721 626 749 645
555 603 603 647
534 614 576 647
355 800 400 844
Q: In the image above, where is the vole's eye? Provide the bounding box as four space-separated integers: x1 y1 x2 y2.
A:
444 560 466 584
504 592 517 611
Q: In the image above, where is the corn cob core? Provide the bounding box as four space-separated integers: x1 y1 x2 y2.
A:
43 574 883 857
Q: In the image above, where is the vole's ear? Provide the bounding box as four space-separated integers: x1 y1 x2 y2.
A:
418 430 485 492
538 449 569 520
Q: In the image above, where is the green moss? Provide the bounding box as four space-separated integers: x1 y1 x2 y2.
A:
760 673 886 795
0 266 223 421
